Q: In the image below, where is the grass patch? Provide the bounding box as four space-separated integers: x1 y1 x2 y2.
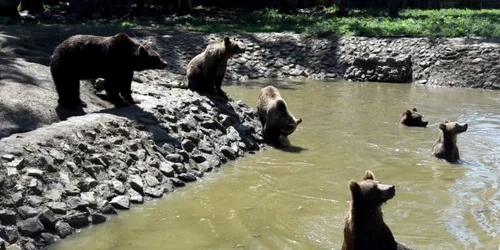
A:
181 8 500 37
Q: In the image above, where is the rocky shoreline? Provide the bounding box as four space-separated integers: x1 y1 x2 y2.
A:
0 86 264 250
1 28 500 249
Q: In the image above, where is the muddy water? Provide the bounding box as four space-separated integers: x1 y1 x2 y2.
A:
52 80 500 250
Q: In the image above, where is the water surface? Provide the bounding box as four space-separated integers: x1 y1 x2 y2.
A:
52 79 500 250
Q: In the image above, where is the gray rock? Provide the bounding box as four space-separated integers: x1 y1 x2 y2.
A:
144 187 164 198
66 197 89 210
220 146 237 160
0 209 17 225
17 206 38 219
44 189 63 202
25 168 44 179
49 149 65 164
191 154 206 163
181 139 196 152
98 200 117 215
84 165 107 181
129 189 144 204
170 178 185 187
159 162 175 177
40 232 60 245
172 163 187 174
91 212 107 224
178 173 197 183
0 238 5 250
6 158 24 169
110 195 130 210
55 221 74 238
97 184 114 200
6 168 17 176
80 192 97 208
0 226 18 243
144 174 160 187
166 154 183 163
17 218 44 236
46 202 67 214
1 154 15 161
64 212 90 228
130 175 144 194
6 244 22 250
28 178 43 195
112 179 126 194
38 209 57 229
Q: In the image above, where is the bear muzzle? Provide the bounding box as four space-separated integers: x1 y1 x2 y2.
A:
379 184 396 202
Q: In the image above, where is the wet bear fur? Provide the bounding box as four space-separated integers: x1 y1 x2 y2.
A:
186 36 246 100
432 121 468 163
400 108 428 127
256 86 302 146
342 170 412 250
50 32 167 110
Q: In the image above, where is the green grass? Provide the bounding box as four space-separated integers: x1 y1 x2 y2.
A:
181 8 500 37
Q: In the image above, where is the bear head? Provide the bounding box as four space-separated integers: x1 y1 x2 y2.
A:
348 170 395 208
133 45 168 71
223 36 246 57
439 120 468 136
400 108 428 127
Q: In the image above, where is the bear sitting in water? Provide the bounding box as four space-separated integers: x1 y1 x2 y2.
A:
186 36 246 101
256 86 302 146
50 33 167 110
342 170 412 250
432 121 468 163
400 108 428 127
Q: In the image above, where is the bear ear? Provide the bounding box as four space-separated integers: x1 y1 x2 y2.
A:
412 108 418 112
405 110 412 117
363 170 375 180
138 45 148 57
224 36 231 46
296 118 302 124
439 123 447 130
114 33 130 41
349 180 360 194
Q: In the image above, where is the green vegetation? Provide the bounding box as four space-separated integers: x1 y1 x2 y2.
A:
182 8 500 37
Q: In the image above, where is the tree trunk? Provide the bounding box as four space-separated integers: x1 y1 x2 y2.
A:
389 0 399 16
337 0 349 16
136 0 145 11
19 0 43 12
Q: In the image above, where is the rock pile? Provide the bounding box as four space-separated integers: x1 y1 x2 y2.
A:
344 55 412 83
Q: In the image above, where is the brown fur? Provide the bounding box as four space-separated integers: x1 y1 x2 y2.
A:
256 86 302 146
432 121 468 163
50 33 167 110
400 108 428 127
342 170 411 250
186 36 245 100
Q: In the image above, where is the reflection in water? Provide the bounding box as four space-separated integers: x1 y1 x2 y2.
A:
52 80 500 250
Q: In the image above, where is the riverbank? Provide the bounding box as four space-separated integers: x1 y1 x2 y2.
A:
1 26 499 249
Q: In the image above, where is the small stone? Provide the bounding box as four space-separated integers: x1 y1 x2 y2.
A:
220 146 237 160
40 232 60 245
170 178 185 187
28 179 43 195
84 165 107 181
25 168 44 178
46 202 67 214
181 139 196 152
130 175 144 194
178 173 197 183
159 162 175 177
0 209 17 225
66 197 89 210
0 226 18 243
144 174 160 187
110 195 130 210
0 238 5 250
6 244 21 250
39 209 58 229
98 200 117 215
17 206 38 219
44 189 63 202
64 212 89 228
17 218 44 236
166 154 183 163
6 158 24 169
55 221 74 238
97 184 114 200
144 187 164 198
172 163 187 174
129 189 144 204
191 154 206 163
1 154 14 161
80 192 97 208
49 149 65 164
91 212 107 224
112 180 126 194
6 168 17 176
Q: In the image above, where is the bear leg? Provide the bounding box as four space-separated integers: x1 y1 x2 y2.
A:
103 78 127 107
119 73 141 105
55 77 82 110
214 75 230 101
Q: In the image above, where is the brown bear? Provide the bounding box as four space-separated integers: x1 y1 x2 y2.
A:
186 36 245 100
342 170 411 250
50 32 167 110
256 86 302 146
432 121 468 163
400 108 428 127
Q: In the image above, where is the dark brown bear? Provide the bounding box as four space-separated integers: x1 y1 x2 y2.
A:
256 86 302 146
342 170 412 250
186 36 245 100
400 108 428 127
432 121 468 163
50 33 167 110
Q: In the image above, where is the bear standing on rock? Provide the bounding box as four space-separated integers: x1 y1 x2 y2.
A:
50 32 167 110
257 86 302 146
432 121 468 163
342 170 412 250
400 108 428 127
186 36 246 100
